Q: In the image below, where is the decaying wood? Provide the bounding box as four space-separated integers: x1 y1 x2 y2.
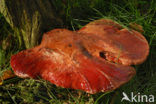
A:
0 0 62 48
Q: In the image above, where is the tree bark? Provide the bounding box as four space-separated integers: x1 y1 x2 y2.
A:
0 0 63 48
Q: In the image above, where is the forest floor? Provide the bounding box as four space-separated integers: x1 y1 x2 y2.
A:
0 0 156 104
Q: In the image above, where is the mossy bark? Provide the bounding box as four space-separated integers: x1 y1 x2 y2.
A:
0 0 62 48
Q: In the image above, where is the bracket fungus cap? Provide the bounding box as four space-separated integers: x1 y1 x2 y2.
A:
10 19 149 94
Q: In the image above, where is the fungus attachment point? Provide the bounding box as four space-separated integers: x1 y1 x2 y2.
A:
10 19 149 94
99 51 106 59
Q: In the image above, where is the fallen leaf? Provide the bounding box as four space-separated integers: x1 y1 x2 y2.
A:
0 70 15 85
129 22 144 33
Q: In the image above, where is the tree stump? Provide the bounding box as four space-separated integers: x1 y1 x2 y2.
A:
0 0 63 48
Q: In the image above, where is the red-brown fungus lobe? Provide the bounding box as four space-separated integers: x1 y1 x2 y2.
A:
79 19 149 65
10 19 149 94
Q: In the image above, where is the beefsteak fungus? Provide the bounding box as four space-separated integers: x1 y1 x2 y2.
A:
10 19 149 94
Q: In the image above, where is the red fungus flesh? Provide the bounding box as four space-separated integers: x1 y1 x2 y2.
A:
10 19 149 94
79 19 149 65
